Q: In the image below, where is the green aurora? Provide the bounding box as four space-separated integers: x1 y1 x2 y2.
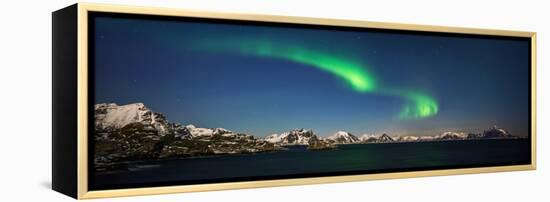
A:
191 39 439 119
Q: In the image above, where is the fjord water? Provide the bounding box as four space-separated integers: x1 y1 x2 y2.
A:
93 139 530 189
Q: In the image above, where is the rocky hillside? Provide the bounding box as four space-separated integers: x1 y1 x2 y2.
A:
308 135 337 150
360 133 395 143
436 132 468 140
264 129 315 145
264 128 336 149
94 103 283 170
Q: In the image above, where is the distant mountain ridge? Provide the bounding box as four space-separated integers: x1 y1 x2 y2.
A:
354 127 515 144
94 103 523 169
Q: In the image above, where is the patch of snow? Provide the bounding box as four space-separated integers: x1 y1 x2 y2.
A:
188 127 214 137
96 103 148 129
439 132 468 140
264 134 281 143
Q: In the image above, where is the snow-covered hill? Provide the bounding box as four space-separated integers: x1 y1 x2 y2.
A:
481 126 514 139
94 103 187 138
359 134 378 142
264 128 316 145
436 132 468 140
325 131 360 144
396 135 420 142
184 124 234 137
93 103 282 168
358 133 395 143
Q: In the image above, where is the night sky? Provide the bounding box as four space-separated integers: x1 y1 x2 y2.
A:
93 16 530 137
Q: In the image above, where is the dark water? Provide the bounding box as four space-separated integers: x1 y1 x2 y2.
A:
92 139 530 190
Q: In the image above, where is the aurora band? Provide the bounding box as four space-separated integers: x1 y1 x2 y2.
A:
192 39 438 119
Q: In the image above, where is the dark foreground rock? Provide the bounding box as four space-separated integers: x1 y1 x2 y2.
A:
307 135 337 150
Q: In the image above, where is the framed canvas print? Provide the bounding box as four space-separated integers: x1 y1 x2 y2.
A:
52 3 536 199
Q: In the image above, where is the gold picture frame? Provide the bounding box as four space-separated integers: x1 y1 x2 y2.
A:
52 3 536 199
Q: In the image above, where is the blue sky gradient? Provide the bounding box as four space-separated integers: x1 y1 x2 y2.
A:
94 16 530 137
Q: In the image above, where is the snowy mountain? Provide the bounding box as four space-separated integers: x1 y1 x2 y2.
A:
417 136 437 141
481 126 513 139
95 103 148 129
358 133 395 143
396 135 420 142
377 134 395 142
94 103 188 139
465 126 514 139
359 134 379 143
94 103 282 169
376 126 516 143
436 132 468 140
184 124 234 137
264 134 283 143
264 128 316 145
325 131 360 144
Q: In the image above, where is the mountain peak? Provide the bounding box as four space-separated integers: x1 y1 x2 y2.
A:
482 126 512 138
326 131 360 144
438 132 467 140
95 102 151 129
264 129 316 145
378 133 394 142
